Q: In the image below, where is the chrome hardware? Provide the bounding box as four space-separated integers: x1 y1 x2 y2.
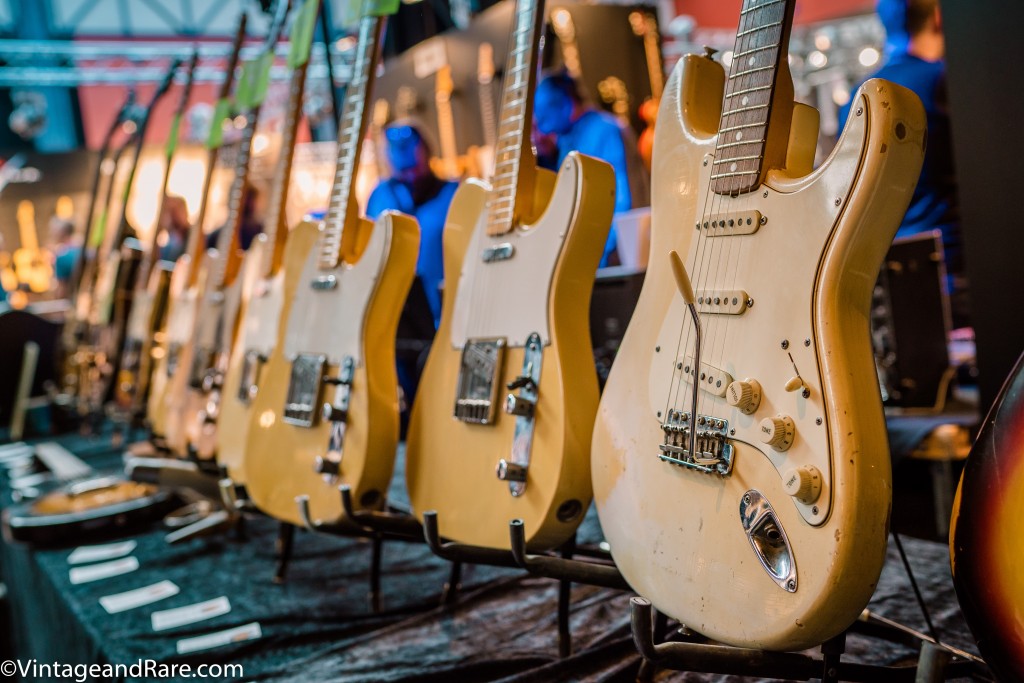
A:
481 242 515 263
311 274 337 290
680 357 733 398
658 411 735 475
188 347 215 389
693 209 763 236
237 350 268 403
282 354 326 427
496 459 527 483
165 343 182 377
695 289 750 315
740 490 797 592
314 456 340 477
502 333 543 497
504 393 535 418
320 356 355 480
454 338 506 424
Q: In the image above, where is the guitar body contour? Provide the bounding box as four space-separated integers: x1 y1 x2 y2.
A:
951 353 1024 682
243 213 418 526
405 152 614 551
217 223 321 481
592 56 926 650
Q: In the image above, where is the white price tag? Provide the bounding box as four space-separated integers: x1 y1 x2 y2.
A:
175 622 262 655
68 540 138 565
99 580 179 614
68 556 140 585
152 596 231 632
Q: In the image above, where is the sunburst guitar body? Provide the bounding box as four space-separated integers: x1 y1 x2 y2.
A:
243 213 418 525
216 223 320 481
591 32 927 651
951 353 1024 682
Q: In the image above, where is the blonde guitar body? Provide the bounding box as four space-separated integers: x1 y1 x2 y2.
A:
592 56 927 650
217 222 321 481
147 259 203 445
405 152 614 551
243 213 419 526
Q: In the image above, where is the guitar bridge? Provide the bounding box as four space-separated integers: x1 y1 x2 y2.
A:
658 411 735 475
237 350 268 404
188 346 215 390
283 354 326 427
454 338 506 424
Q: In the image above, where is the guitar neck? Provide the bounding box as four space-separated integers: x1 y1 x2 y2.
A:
436 68 460 180
711 0 795 196
486 0 545 236
318 14 385 270
209 106 261 291
630 10 664 101
260 59 310 279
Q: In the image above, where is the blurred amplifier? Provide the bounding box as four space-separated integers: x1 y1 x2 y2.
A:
590 266 645 389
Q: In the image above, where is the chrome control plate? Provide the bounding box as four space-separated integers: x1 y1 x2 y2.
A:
501 332 542 497
740 490 797 592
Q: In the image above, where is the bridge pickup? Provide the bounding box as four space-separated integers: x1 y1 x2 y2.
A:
694 210 762 236
454 338 506 424
283 354 326 427
696 290 749 315
680 358 733 398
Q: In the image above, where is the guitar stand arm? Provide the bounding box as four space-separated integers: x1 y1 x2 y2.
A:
631 597 974 683
339 485 423 539
508 519 631 590
422 510 520 568
295 494 365 536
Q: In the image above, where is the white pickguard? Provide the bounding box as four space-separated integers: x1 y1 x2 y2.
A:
238 240 285 359
449 156 584 349
282 214 393 365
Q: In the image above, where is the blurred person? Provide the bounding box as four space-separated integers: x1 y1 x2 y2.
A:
533 71 646 266
366 120 458 326
48 215 81 300
843 0 964 325
205 183 264 252
157 195 191 262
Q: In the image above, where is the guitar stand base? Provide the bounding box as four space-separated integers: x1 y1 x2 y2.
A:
630 597 981 682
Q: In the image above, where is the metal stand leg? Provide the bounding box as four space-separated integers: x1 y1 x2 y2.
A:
274 522 296 585
369 534 383 613
442 561 462 606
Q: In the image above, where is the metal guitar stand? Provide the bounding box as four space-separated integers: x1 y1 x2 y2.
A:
630 597 985 682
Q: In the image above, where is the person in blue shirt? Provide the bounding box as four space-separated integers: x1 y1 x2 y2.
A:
842 0 964 324
48 216 81 301
366 121 458 327
533 71 640 265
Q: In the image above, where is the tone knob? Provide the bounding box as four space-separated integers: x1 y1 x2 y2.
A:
782 465 822 504
726 379 762 414
496 459 527 482
758 415 795 451
314 456 340 477
321 402 347 423
504 393 536 418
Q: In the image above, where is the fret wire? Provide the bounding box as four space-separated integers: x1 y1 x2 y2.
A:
725 84 772 98
730 64 777 78
712 154 763 165
716 139 764 150
723 103 770 116
739 0 784 14
710 170 760 179
735 19 782 36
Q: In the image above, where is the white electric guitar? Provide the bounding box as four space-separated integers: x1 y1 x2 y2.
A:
592 0 927 651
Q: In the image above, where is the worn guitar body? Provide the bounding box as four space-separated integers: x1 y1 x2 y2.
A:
592 56 926 650
951 353 1024 682
244 213 418 526
406 152 614 551
217 223 321 481
147 257 202 443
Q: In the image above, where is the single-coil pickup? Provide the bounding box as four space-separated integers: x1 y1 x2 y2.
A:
696 290 749 315
694 210 763 236
680 358 733 398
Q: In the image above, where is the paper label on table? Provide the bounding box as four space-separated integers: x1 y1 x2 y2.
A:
68 540 138 565
152 596 231 632
99 580 179 614
175 622 262 655
68 556 140 585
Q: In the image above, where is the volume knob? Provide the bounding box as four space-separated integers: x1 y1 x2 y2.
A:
783 465 822 504
758 415 795 451
726 379 762 414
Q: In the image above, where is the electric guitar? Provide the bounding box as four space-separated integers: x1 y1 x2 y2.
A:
214 0 322 474
114 49 199 423
630 9 664 171
147 14 248 443
13 200 53 294
951 353 1024 682
242 0 417 527
404 0 615 551
591 0 926 651
473 42 497 180
175 2 293 458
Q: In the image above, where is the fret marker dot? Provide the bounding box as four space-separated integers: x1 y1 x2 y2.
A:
741 96 749 106
736 132 743 141
730 162 738 172
748 56 756 66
